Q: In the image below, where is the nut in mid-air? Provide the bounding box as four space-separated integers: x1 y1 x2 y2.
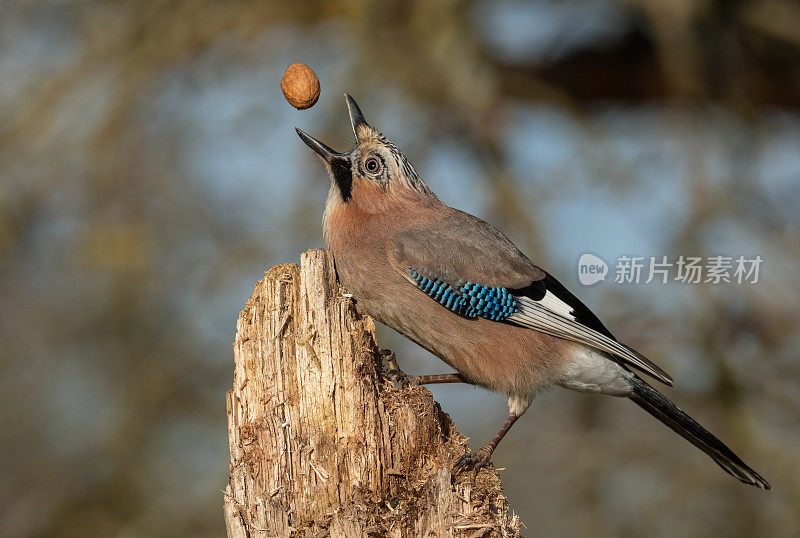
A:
281 63 320 110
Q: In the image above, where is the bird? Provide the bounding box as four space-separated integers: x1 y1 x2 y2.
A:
295 94 770 490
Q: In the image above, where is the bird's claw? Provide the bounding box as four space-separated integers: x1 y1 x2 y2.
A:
380 349 416 388
453 446 493 477
387 368 417 388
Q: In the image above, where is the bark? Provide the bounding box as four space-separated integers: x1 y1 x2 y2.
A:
224 249 521 537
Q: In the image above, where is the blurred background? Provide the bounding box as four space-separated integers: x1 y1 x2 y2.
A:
2 0 799 536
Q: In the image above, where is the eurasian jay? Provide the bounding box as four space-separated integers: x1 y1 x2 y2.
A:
295 95 770 489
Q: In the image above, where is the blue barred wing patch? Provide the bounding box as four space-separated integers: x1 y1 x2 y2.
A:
407 268 517 321
460 281 517 321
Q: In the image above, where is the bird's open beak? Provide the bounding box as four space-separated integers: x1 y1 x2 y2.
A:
296 94 373 200
295 94 370 162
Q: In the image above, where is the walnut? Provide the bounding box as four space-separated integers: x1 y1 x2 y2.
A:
280 63 320 110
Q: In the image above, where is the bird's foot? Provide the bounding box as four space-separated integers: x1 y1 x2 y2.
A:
381 349 417 388
387 369 418 388
453 446 493 477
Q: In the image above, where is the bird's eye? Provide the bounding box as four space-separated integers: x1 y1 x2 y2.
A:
365 157 381 174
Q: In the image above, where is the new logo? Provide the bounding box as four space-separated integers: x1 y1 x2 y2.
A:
577 253 608 286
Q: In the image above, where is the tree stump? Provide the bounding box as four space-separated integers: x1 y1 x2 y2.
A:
224 249 521 537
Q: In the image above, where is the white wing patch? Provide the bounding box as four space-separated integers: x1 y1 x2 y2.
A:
537 290 575 319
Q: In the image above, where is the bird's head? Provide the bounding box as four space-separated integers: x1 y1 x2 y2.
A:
296 95 433 207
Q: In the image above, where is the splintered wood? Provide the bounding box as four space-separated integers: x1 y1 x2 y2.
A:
224 249 520 537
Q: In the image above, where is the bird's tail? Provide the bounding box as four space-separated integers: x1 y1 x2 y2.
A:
629 376 770 489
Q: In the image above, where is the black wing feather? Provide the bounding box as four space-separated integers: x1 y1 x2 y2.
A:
511 273 615 339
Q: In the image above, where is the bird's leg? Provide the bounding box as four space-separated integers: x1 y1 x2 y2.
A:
413 374 465 385
380 349 465 388
454 412 520 476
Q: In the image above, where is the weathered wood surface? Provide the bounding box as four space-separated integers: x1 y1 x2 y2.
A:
224 249 520 537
